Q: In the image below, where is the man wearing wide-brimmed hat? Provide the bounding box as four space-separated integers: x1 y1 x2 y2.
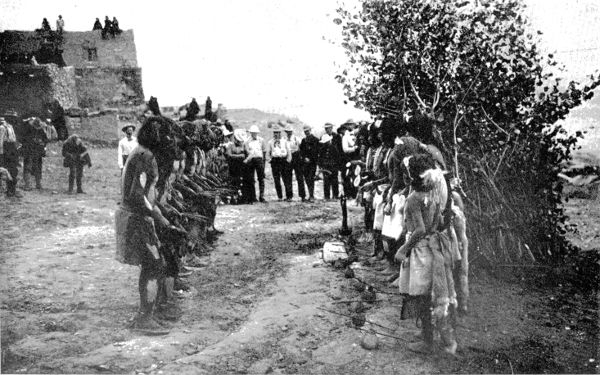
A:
221 128 233 145
0 112 22 198
244 125 267 203
118 124 138 172
22 117 49 190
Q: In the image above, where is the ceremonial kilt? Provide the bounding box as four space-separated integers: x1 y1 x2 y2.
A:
115 206 161 266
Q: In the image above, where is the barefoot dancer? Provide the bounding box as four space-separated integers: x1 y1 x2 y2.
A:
115 117 179 330
395 153 459 355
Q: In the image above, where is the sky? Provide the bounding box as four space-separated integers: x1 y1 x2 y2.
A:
1 0 599 127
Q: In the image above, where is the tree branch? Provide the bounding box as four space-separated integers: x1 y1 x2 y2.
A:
408 78 430 113
480 105 510 136
432 65 442 112
452 108 464 181
401 79 407 113
493 144 510 179
459 68 483 107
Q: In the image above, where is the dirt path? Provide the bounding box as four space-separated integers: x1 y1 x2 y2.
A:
0 191 540 374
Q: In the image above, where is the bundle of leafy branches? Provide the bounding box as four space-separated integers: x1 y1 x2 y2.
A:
334 0 599 285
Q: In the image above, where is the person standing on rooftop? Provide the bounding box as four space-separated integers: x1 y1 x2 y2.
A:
93 17 102 31
56 15 64 33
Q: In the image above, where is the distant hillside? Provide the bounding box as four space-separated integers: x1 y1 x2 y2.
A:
226 108 309 140
159 106 321 139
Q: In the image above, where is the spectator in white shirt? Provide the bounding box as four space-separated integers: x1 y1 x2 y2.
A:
118 124 138 172
56 15 64 33
342 126 358 156
284 125 306 201
341 119 360 198
244 125 267 203
267 128 292 201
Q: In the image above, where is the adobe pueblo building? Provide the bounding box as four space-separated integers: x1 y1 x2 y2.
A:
0 28 144 117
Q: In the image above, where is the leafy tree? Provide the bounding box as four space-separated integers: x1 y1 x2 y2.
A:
334 0 600 263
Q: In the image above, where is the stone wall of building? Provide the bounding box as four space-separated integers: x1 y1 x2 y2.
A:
1 29 138 68
48 65 78 108
61 30 138 68
0 64 78 117
75 67 144 109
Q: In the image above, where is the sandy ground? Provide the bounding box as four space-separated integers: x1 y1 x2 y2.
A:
1 144 598 374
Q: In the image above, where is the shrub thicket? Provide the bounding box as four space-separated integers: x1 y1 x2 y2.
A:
334 0 600 265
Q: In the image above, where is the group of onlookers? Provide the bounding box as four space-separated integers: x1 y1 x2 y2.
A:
0 111 56 198
221 119 365 204
92 16 122 39
39 14 122 38
0 105 95 198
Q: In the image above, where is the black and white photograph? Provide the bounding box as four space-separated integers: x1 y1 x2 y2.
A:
0 0 598 373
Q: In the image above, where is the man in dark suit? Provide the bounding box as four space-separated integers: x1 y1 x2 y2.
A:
22 117 49 190
299 125 319 202
318 123 342 200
